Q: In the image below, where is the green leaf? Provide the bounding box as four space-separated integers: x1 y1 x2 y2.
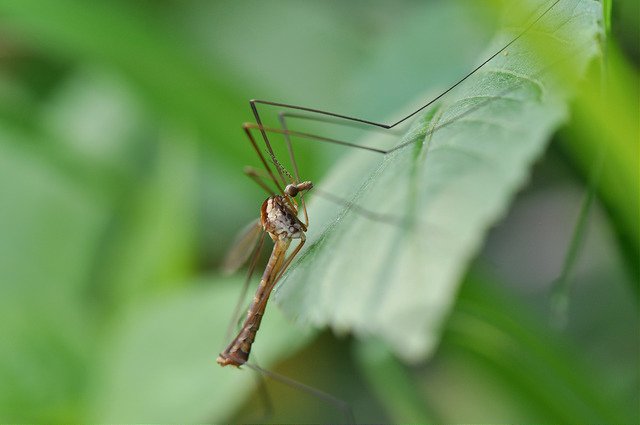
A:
275 0 603 362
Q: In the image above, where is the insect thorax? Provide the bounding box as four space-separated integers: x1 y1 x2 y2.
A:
261 195 305 240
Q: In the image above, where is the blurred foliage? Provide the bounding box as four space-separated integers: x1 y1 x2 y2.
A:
0 0 637 423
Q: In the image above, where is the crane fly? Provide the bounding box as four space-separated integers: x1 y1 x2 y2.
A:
217 0 565 370
212 0 604 421
216 179 313 367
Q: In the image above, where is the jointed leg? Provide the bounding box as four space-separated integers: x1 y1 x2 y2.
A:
243 124 410 226
225 230 267 342
244 166 277 196
247 353 275 423
272 237 305 286
276 113 308 226
242 124 286 194
247 0 560 139
278 110 404 136
244 362 355 424
241 0 561 192
243 123 388 155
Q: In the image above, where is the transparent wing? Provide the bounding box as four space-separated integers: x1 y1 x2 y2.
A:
222 218 263 275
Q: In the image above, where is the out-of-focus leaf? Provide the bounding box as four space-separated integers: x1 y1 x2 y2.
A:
0 137 107 422
275 0 603 362
0 0 249 163
90 276 315 423
100 128 198 306
344 1 497 121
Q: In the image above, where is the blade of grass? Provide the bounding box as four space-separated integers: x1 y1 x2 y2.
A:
354 339 439 423
445 273 633 424
559 41 639 288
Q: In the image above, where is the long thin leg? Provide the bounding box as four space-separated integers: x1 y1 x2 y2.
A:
272 237 305 286
242 124 286 194
239 1 563 231
390 43 590 153
243 166 309 229
248 45 557 158
279 111 404 136
241 44 561 228
275 111 399 182
243 123 388 155
250 41 579 163
242 122 390 228
276 113 310 227
248 0 561 154
247 353 275 424
246 120 392 226
242 124 411 226
278 111 300 183
244 362 355 425
244 166 277 196
277 113 399 227
225 230 267 342
276 109 407 227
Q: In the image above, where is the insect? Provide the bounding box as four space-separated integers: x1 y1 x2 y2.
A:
216 178 313 367
218 0 562 368
215 0 597 421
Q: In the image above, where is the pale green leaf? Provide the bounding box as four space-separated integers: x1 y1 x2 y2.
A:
275 0 603 362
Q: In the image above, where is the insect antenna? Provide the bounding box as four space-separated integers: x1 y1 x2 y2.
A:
266 148 295 185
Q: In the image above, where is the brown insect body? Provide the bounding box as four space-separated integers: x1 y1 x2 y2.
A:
217 194 308 367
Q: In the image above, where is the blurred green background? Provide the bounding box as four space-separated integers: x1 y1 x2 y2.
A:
0 0 637 423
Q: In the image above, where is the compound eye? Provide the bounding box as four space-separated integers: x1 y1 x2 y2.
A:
284 184 299 197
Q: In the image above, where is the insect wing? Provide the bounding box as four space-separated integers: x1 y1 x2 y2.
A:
222 218 263 275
